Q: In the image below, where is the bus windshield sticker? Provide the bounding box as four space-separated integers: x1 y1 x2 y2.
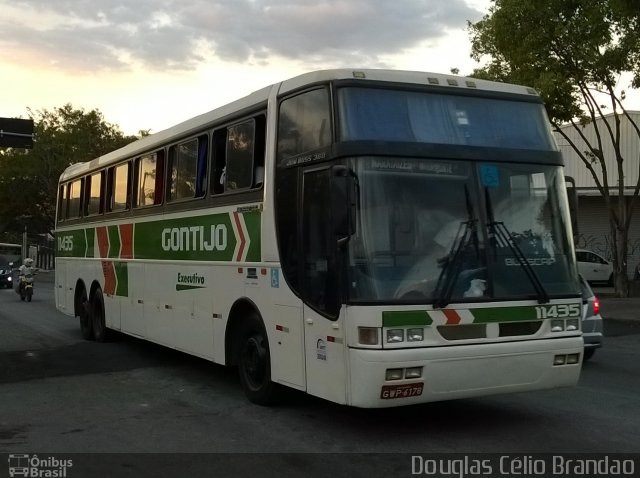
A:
480 164 500 187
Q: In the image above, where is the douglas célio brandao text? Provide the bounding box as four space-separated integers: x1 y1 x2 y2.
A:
410 455 636 477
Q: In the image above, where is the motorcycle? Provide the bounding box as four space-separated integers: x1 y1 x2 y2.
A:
17 271 34 302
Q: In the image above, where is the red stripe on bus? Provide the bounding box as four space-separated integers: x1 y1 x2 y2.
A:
442 309 461 325
96 226 109 258
101 260 116 295
233 212 246 261
119 223 134 259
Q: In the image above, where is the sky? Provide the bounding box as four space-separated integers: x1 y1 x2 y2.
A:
0 0 638 136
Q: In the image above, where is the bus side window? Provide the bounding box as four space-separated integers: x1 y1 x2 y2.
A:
253 115 266 188
134 151 164 207
211 129 227 195
86 171 104 215
58 184 69 221
107 162 131 212
168 136 206 202
68 179 83 219
226 120 255 191
277 88 331 163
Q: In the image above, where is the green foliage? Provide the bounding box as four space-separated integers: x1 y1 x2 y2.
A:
0 104 139 236
468 0 640 295
468 0 639 124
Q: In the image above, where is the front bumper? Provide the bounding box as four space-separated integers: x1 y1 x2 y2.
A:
348 337 583 408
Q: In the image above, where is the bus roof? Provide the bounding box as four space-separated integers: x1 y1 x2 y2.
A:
59 68 540 183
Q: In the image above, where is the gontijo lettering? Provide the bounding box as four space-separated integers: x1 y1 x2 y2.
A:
162 225 227 252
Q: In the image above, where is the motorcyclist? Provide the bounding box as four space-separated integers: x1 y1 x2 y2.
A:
17 258 36 294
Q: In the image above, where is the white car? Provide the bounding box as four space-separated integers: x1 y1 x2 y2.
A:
575 249 613 285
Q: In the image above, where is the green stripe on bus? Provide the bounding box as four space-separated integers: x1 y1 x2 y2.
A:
84 228 95 258
114 262 128 297
382 310 433 327
243 210 262 262
108 226 121 259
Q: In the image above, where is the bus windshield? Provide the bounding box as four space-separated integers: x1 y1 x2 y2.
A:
347 157 579 304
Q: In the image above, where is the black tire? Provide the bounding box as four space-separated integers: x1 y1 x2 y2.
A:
607 273 614 287
78 288 93 341
26 287 32 302
91 288 111 342
238 315 278 405
583 349 595 361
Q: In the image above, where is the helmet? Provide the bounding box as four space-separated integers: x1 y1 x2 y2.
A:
24 258 34 267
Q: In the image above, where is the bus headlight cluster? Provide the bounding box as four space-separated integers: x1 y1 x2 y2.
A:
385 366 423 381
550 318 581 332
386 328 424 344
554 353 581 366
358 327 426 345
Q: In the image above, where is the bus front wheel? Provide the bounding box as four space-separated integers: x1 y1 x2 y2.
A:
238 315 278 405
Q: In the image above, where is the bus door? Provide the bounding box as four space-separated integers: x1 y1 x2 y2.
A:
301 167 348 404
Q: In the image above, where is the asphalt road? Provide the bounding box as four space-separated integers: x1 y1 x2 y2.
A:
1 277 639 477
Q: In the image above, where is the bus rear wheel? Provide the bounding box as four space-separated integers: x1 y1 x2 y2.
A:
238 315 278 405
91 288 111 342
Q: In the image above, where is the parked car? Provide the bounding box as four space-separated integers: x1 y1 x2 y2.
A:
0 263 13 289
579 274 603 361
576 249 613 285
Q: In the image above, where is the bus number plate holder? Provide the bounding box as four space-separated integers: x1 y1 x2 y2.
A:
380 383 424 399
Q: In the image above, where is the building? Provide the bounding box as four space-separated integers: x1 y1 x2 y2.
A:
554 111 640 277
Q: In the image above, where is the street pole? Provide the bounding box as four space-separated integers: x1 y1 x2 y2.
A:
22 226 27 264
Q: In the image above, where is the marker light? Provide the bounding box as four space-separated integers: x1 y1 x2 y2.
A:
358 327 379 346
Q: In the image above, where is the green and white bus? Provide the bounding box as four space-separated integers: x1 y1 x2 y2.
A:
55 69 583 407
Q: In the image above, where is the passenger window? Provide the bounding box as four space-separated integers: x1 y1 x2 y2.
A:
107 163 130 212
135 152 165 207
68 179 83 218
86 172 103 215
211 115 265 195
58 184 69 221
226 120 255 191
168 136 207 201
278 88 331 163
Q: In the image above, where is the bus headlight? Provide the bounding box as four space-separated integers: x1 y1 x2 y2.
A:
386 329 404 343
407 328 424 342
550 320 564 332
566 319 580 331
385 368 403 381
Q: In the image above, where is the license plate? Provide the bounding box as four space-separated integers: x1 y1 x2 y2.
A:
380 383 424 399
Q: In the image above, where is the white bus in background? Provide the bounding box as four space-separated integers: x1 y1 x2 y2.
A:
55 69 583 407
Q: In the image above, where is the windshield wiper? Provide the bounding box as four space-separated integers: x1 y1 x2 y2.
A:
432 186 478 309
484 188 550 304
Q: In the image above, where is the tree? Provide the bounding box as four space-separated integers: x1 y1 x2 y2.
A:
0 104 139 238
469 0 640 297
